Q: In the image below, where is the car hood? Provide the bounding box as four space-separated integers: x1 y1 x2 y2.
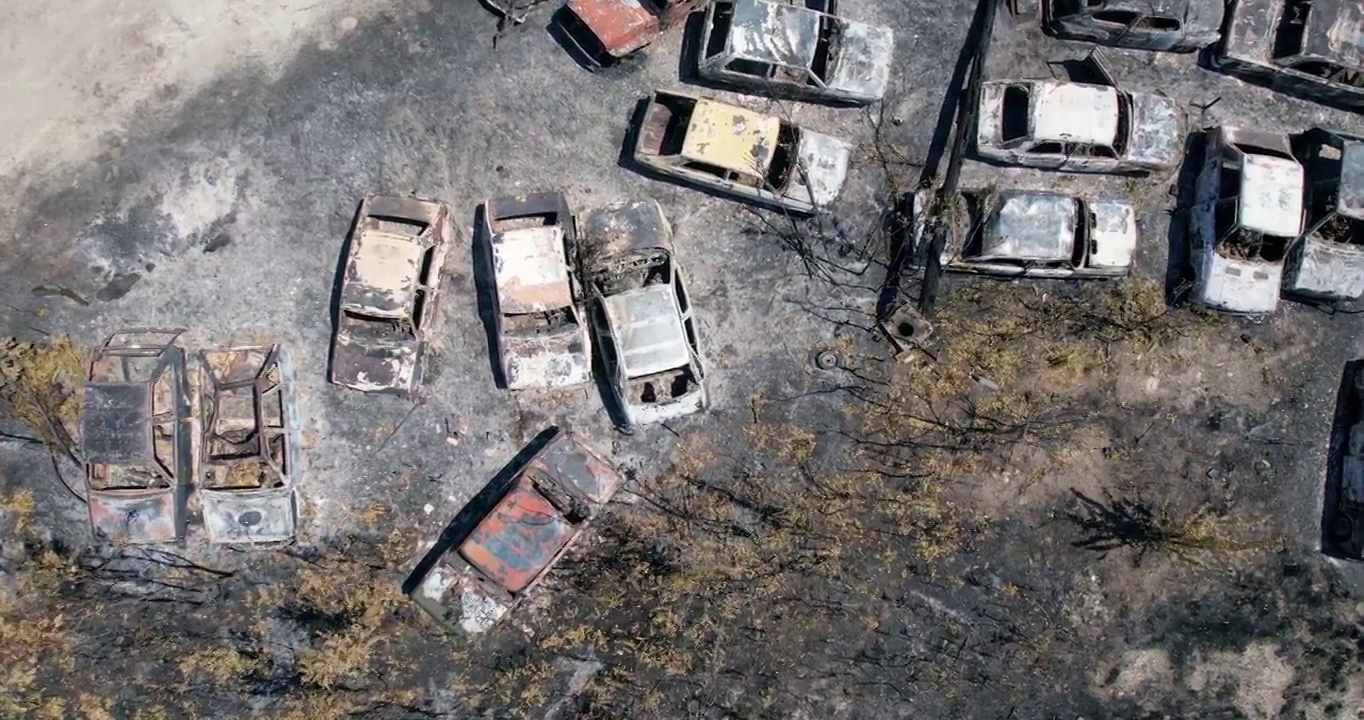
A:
827 20 894 101
503 327 593 390
783 130 852 209
331 333 420 394
1124 92 1183 168
1199 253 1282 314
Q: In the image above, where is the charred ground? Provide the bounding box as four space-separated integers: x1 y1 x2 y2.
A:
3 1 1364 718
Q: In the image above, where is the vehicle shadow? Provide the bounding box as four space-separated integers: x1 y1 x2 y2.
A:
400 425 561 596
325 199 366 382
1322 360 1359 560
469 204 509 390
1163 131 1204 305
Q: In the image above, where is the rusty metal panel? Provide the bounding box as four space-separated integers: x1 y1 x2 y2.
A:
88 489 181 544
459 479 577 594
566 0 658 56
81 383 152 464
528 435 625 506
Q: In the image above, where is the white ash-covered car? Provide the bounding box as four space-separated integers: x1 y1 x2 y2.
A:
330 195 452 396
1042 0 1223 52
1189 126 1305 316
581 199 709 426
480 193 593 390
196 344 300 545
1284 128 1364 302
81 330 191 544
913 189 1137 279
632 90 851 214
975 79 1183 174
410 431 624 634
697 0 894 104
1212 0 1364 113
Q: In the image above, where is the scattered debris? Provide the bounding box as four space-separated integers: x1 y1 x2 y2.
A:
697 0 895 104
633 90 851 214
330 194 453 397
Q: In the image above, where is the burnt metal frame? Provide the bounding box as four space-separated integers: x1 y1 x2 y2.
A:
198 345 290 488
84 329 187 488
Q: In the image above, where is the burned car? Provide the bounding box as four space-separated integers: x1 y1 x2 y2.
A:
697 0 894 104
480 193 593 390
80 330 191 544
913 189 1137 279
197 345 300 544
1328 362 1364 560
1189 126 1305 316
1283 128 1364 302
559 0 705 67
581 199 708 426
410 431 624 634
331 194 452 396
1211 0 1364 113
633 90 851 213
975 79 1183 174
1042 0 1223 52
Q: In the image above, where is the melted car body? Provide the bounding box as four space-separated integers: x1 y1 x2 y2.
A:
1190 126 1305 316
197 344 300 544
581 199 709 426
481 193 593 390
915 190 1137 279
633 90 851 213
1283 128 1364 302
697 0 894 104
331 195 452 396
975 79 1183 174
81 330 191 544
410 432 624 634
1043 0 1223 52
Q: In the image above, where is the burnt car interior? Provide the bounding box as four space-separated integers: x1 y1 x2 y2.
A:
488 201 583 337
1271 0 1364 87
632 367 698 404
1054 0 1181 30
703 0 840 87
340 310 417 341
503 306 581 336
84 334 181 492
1211 149 1290 264
1302 141 1364 246
201 348 289 491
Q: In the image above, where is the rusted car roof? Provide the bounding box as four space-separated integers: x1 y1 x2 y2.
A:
728 0 819 70
979 193 1077 262
1030 82 1119 146
341 231 424 318
682 99 779 176
1238 153 1305 238
567 0 657 55
491 226 575 315
602 284 691 377
460 478 577 594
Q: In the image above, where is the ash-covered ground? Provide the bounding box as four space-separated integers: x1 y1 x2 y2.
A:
3 0 1364 718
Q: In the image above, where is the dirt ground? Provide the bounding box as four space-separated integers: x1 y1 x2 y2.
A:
5 0 1364 718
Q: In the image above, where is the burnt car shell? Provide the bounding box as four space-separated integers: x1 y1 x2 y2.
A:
198 345 300 544
1284 129 1364 301
411 433 625 634
1214 0 1364 113
1328 363 1364 559
81 330 190 544
331 194 450 396
1043 0 1223 52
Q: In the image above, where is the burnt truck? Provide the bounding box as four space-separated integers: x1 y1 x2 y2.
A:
1042 0 1223 52
559 0 706 67
330 195 452 397
1283 128 1364 302
410 431 624 634
1211 0 1364 113
1189 126 1305 316
196 345 300 544
81 330 192 544
580 199 709 426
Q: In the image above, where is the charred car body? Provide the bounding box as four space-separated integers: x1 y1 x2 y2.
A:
1283 128 1364 302
1212 0 1364 113
559 0 705 67
913 189 1137 279
581 199 708 426
411 432 624 634
1042 0 1223 52
81 330 191 544
197 345 300 544
480 193 593 390
633 90 851 213
331 195 452 396
975 78 1183 174
1190 127 1305 316
697 0 894 104
1328 362 1364 560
